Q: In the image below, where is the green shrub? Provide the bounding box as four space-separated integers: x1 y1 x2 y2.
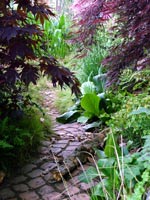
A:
56 91 121 130
108 93 150 146
0 108 51 174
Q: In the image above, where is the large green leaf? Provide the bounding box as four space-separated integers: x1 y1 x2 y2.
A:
124 165 141 185
104 133 121 157
77 116 89 124
97 158 115 177
56 111 80 123
83 121 101 131
92 179 115 199
92 182 107 197
80 81 96 95
81 93 100 117
78 166 98 183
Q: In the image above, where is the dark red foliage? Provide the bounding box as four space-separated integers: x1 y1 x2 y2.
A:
71 0 150 85
103 0 150 85
71 0 112 45
0 0 80 118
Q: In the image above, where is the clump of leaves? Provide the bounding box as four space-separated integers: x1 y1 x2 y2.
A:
43 14 71 59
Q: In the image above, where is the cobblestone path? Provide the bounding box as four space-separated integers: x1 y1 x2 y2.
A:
0 89 96 200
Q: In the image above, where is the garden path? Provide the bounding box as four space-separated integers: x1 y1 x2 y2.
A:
0 87 98 200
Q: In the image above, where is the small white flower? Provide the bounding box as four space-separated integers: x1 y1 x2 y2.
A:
40 117 45 122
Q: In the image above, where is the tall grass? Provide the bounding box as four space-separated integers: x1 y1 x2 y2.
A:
77 28 113 84
43 14 72 59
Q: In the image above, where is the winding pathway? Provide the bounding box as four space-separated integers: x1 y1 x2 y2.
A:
0 89 97 200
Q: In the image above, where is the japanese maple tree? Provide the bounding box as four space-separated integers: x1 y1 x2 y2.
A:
71 0 150 85
0 0 79 118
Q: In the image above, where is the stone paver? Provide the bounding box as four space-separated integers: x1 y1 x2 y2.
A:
40 162 55 170
50 147 62 155
80 182 93 190
22 164 37 173
41 141 51 147
52 143 68 149
0 188 15 199
13 183 29 192
11 175 27 184
56 140 69 144
38 147 50 155
65 145 78 151
54 182 65 191
27 169 43 178
67 186 80 196
43 172 53 181
37 185 54 196
0 88 97 200
19 191 39 200
28 177 45 189
43 192 62 200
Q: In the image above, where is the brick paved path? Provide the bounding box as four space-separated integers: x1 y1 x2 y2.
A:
0 90 96 200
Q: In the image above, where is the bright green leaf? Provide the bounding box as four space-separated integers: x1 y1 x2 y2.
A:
104 134 121 157
81 93 100 117
56 111 80 123
77 116 89 124
83 121 101 131
78 166 98 183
